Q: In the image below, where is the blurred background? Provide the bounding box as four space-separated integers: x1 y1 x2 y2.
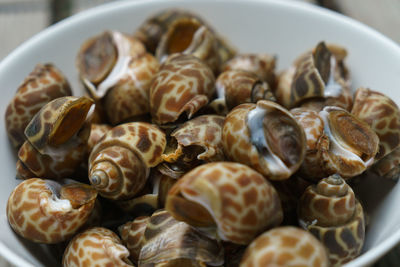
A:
1 0 400 60
0 0 399 266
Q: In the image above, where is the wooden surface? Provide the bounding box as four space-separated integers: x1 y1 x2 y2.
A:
0 0 399 266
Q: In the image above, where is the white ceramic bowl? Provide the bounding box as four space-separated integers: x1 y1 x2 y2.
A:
1 0 400 266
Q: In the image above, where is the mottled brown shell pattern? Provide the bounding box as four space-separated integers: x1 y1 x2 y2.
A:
88 122 166 200
62 227 132 267
275 42 352 111
372 147 400 180
291 107 326 180
104 53 159 125
16 96 93 179
7 178 97 244
163 115 225 163
222 100 306 180
5 63 72 148
215 70 275 111
166 162 283 245
352 87 400 160
149 54 215 124
139 210 224 266
119 216 150 263
240 226 329 267
87 123 112 154
222 53 276 86
318 106 379 178
298 175 365 266
298 174 356 227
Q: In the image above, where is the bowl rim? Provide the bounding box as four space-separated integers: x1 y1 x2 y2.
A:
1 0 400 266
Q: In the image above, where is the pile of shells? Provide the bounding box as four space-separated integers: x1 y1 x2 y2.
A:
4 9 400 267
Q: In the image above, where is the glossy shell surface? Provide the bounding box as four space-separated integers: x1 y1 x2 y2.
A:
138 210 224 266
5 63 72 148
16 96 93 179
62 227 132 267
166 162 283 245
298 175 365 266
149 54 215 124
222 100 306 180
240 226 330 267
89 122 166 200
162 115 225 163
7 178 97 244
352 87 400 160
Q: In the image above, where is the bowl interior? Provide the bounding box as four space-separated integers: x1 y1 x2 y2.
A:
0 0 400 266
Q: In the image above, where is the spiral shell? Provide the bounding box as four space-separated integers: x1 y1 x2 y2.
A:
291 107 326 180
88 122 166 200
318 106 379 178
134 9 236 65
240 226 329 267
123 210 224 266
372 147 400 180
222 53 276 86
156 17 220 73
7 178 97 244
163 115 225 164
77 31 159 125
149 54 215 125
87 123 112 154
62 227 132 267
275 42 351 110
119 216 150 263
222 100 306 180
166 162 283 245
5 63 72 148
16 96 93 179
212 70 275 112
351 87 400 160
298 175 365 266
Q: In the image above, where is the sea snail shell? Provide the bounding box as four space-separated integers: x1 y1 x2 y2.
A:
222 100 306 180
275 42 352 110
77 31 159 125
5 63 72 148
88 122 166 200
210 70 275 114
162 115 225 164
351 87 400 160
292 106 380 180
149 54 215 125
240 226 330 267
222 53 277 87
298 174 365 266
156 17 221 74
166 162 283 245
120 210 224 266
16 96 93 179
62 227 133 267
7 178 97 244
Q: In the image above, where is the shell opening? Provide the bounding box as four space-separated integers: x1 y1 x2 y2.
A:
165 20 200 56
49 97 93 147
247 104 302 177
78 31 117 85
320 107 377 167
96 32 136 98
167 193 216 228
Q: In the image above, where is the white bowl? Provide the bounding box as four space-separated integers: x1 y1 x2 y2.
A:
1 0 399 266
